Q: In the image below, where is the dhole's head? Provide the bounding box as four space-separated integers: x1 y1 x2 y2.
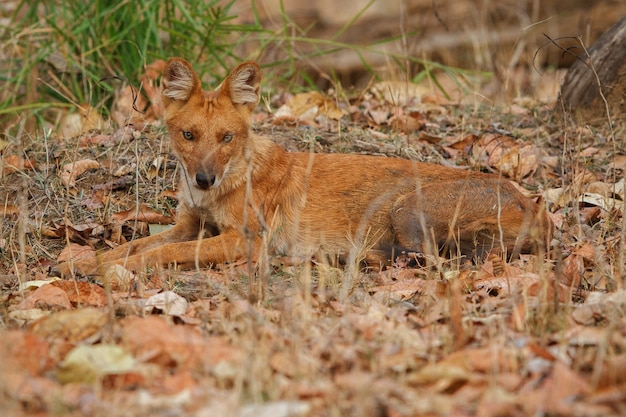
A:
161 58 261 194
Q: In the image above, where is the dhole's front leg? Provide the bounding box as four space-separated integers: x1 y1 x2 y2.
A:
55 227 252 276
54 223 195 276
55 202 220 276
88 228 252 275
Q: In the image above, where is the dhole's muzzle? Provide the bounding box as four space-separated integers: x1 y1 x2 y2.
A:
195 169 215 189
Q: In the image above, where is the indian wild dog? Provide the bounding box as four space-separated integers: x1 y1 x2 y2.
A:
56 58 551 277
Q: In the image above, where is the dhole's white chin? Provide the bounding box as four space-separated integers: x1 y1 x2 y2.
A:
184 183 214 208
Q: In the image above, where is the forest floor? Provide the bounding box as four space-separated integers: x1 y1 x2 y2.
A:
1 64 626 417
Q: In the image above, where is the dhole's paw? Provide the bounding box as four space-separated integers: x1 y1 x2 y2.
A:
52 259 98 278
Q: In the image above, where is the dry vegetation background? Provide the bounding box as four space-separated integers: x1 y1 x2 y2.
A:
2 0 626 416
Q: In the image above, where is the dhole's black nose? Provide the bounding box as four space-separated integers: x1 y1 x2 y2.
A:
195 172 216 189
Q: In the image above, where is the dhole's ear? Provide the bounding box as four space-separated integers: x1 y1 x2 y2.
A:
221 62 261 111
162 58 202 102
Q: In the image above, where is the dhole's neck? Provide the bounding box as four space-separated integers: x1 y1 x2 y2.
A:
248 133 289 178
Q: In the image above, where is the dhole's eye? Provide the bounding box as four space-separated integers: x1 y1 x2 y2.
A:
182 131 194 141
223 133 233 143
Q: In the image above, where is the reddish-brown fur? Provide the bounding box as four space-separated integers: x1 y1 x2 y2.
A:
56 58 552 276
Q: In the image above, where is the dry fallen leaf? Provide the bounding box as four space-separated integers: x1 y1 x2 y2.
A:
144 291 188 316
370 279 443 303
8 308 51 324
275 91 345 124
444 346 522 373
112 204 173 225
56 222 101 247
57 243 96 264
18 278 61 291
15 284 72 311
140 59 166 120
111 59 167 128
594 354 626 388
473 271 539 297
112 85 150 128
389 111 431 132
121 316 242 370
571 303 611 326
408 361 475 388
496 144 539 180
519 361 591 415
60 159 100 188
366 108 390 126
77 133 116 147
0 331 54 376
2 154 36 175
369 80 430 105
579 192 624 212
50 280 107 307
470 133 519 172
58 104 107 139
104 264 136 292
560 253 584 287
237 401 311 417
31 308 107 343
56 344 135 384
0 135 9 152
